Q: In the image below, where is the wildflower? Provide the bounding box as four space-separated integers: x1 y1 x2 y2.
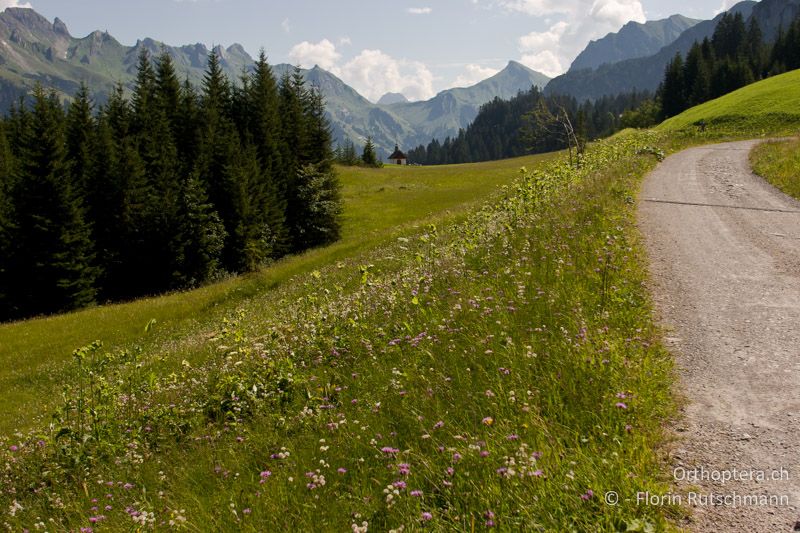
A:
581 489 594 500
398 463 411 476
123 483 134 490
433 421 444 429
507 434 519 441
393 480 407 489
482 417 494 426
259 471 272 484
615 402 628 409
616 392 628 399
410 490 423 497
381 447 400 455
452 453 462 463
447 467 455 476
532 469 544 477
243 508 252 515
8 445 18 452
480 450 490 458
421 512 433 521
338 468 348 474
498 368 511 375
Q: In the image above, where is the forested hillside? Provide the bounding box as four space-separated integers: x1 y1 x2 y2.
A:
659 11 800 118
407 89 650 165
0 50 342 322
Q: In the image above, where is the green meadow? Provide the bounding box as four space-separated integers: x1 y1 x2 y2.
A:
659 69 800 135
0 154 553 434
2 68 800 531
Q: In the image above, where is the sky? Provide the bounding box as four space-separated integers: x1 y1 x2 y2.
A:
2 0 744 102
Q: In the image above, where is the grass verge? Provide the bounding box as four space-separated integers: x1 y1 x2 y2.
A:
1 132 678 531
750 138 800 199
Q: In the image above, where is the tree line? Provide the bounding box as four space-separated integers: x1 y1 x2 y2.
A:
659 11 800 118
407 88 651 165
334 136 381 168
0 49 342 322
408 10 800 166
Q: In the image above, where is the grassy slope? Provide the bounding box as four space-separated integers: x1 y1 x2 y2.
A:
659 69 800 134
1 132 678 531
750 138 800 199
0 154 552 435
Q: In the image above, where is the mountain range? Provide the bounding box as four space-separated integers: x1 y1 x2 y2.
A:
548 0 800 101
569 14 701 72
3 1 800 155
0 7 549 157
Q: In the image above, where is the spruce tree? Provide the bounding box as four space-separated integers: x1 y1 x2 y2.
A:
155 48 182 139
222 143 273 271
197 50 248 271
131 48 157 133
361 136 378 167
659 53 686 118
65 83 95 198
8 86 97 317
0 123 14 319
174 173 226 285
247 51 289 256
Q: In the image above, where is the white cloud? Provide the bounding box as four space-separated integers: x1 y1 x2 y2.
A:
289 39 341 70
407 7 433 14
338 36 352 46
498 0 567 15
714 0 739 15
511 0 646 76
0 0 33 8
281 18 291 34
453 64 500 87
288 39 436 102
338 49 435 101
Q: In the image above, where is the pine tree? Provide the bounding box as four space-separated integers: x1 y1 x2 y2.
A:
155 48 182 139
221 143 272 271
174 173 225 285
0 123 14 319
305 87 334 171
131 48 157 133
247 51 289 255
175 79 201 169
65 82 95 198
132 50 184 291
361 136 378 166
8 85 97 317
659 53 686 119
292 163 342 249
746 18 767 79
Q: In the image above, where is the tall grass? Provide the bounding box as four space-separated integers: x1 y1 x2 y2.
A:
0 153 552 435
1 132 677 531
750 138 800 199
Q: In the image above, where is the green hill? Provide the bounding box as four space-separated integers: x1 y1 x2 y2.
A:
0 135 680 531
658 69 800 133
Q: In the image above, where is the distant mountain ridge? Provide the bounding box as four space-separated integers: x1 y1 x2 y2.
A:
569 15 700 72
547 0 800 102
0 7 550 157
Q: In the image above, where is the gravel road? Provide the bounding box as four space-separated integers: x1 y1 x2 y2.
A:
639 140 800 532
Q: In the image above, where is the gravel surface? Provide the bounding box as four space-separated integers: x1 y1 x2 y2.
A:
639 140 800 532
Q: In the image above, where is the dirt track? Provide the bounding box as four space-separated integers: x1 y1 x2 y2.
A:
639 140 800 532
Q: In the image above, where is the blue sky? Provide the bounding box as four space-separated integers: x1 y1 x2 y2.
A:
4 0 742 101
